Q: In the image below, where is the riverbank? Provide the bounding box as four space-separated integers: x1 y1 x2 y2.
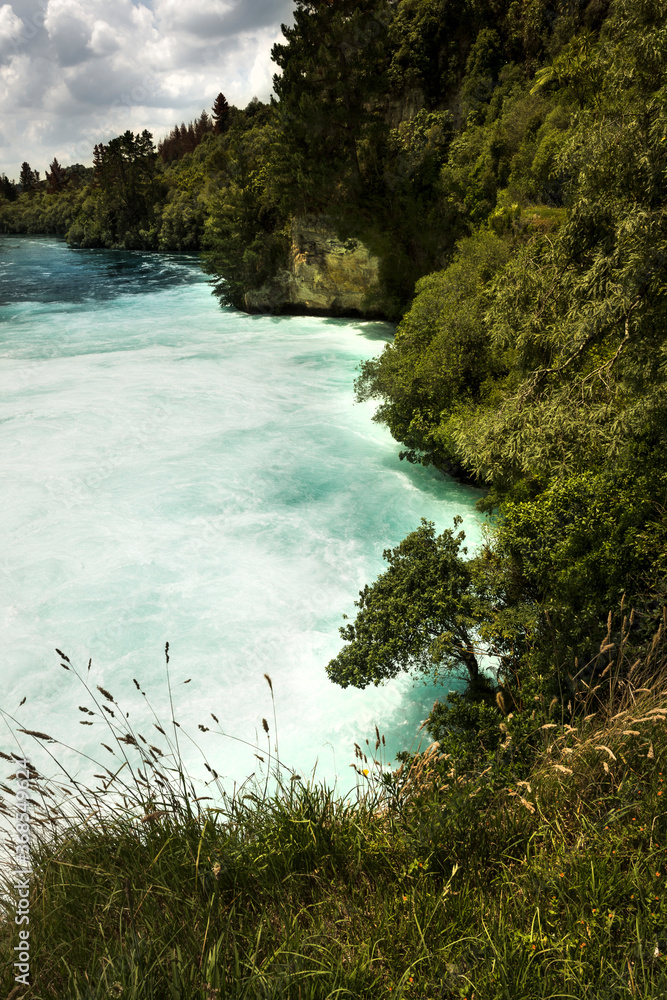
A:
1 629 666 998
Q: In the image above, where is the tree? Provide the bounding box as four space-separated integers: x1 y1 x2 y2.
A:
327 518 487 690
46 157 65 193
331 0 667 733
92 144 104 182
195 110 212 141
0 174 17 201
212 92 230 134
494 470 667 665
271 0 393 207
80 131 162 246
157 113 214 163
355 230 510 475
202 112 289 308
19 162 36 194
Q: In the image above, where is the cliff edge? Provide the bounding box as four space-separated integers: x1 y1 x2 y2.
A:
243 215 383 318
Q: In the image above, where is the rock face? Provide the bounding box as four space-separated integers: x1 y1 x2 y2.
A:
243 215 383 318
384 87 425 128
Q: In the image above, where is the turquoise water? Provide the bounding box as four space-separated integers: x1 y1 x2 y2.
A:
1 236 484 793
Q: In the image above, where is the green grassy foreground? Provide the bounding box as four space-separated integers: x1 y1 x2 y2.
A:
1 639 667 1000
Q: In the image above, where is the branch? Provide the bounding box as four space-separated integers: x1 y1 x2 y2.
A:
521 288 647 401
581 290 646 388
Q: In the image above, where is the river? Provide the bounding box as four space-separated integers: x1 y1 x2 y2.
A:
0 235 484 795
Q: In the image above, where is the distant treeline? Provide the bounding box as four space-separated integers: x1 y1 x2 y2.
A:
0 91 268 254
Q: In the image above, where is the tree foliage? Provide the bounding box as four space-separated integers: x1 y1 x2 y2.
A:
202 107 289 309
350 0 667 491
212 93 231 134
326 0 667 732
19 161 37 194
67 131 163 248
1 97 262 250
355 230 510 475
158 112 214 164
327 518 485 689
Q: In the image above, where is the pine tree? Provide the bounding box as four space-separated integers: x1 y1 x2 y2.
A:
195 110 212 141
19 161 34 194
271 0 392 204
92 144 104 186
46 157 65 193
212 92 230 134
0 173 17 201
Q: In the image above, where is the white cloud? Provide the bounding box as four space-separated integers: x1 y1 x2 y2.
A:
89 19 121 57
43 0 94 66
0 3 25 70
0 0 294 179
0 3 23 46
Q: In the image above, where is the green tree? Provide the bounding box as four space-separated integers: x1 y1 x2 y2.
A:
327 518 488 689
329 0 666 739
69 131 163 247
19 161 37 194
495 470 667 663
46 157 65 193
355 230 510 475
203 114 288 308
212 93 231 134
272 0 392 209
387 0 481 101
0 174 17 201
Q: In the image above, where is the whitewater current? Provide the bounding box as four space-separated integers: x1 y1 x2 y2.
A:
1 236 484 796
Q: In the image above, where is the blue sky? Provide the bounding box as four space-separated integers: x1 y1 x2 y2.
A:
0 0 294 178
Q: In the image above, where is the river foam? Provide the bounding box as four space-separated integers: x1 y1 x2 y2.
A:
1 236 484 795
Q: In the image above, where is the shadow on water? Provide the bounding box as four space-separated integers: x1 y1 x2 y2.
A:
380 449 484 500
242 313 395 343
323 315 395 342
0 235 204 307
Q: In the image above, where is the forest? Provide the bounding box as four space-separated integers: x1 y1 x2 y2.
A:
2 2 667 995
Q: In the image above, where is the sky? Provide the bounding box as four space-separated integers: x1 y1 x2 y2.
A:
0 0 295 179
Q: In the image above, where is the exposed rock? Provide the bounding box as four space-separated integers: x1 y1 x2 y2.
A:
243 270 292 315
383 88 425 128
243 215 383 318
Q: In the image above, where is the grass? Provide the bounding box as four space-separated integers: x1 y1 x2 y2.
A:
1 630 667 999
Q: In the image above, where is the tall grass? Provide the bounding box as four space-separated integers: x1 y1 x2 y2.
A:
1 624 666 999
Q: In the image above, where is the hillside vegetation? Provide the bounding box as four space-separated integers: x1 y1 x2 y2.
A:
329 0 667 756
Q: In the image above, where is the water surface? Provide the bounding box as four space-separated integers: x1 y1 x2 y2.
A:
1 236 484 793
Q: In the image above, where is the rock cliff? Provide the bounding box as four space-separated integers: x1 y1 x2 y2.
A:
243 215 383 318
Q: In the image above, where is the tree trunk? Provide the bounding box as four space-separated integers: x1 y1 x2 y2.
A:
457 628 480 683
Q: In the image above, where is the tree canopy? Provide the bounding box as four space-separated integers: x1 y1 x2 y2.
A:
327 518 485 689
323 0 667 729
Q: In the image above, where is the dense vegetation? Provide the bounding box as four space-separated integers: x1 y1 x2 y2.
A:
0 0 621 317
2 1 667 994
0 96 278 279
333 0 667 755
